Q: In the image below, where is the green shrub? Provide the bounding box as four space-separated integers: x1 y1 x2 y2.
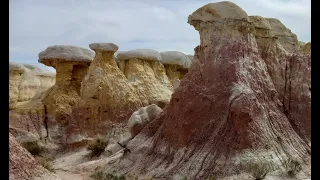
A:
22 141 45 156
90 170 125 180
246 161 271 180
284 159 302 177
36 156 55 172
87 138 108 158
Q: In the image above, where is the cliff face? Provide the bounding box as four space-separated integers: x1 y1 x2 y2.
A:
250 16 311 144
9 133 60 180
109 2 310 179
266 18 300 53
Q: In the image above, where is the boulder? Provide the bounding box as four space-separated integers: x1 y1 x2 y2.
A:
127 104 162 137
9 62 25 109
173 79 181 90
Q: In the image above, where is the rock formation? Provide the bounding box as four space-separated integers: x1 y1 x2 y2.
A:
301 42 311 55
9 62 25 109
109 2 310 179
9 62 56 110
69 43 142 143
160 51 191 84
127 104 163 137
250 16 311 144
38 45 94 141
117 49 173 107
266 18 300 53
9 133 60 180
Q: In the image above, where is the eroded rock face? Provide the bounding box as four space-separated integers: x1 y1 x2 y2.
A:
301 42 311 55
266 18 300 53
117 49 173 107
9 133 60 180
9 62 55 109
110 2 310 179
69 43 142 143
250 16 311 143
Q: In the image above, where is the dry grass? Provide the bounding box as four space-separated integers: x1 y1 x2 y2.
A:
284 159 302 177
87 138 108 158
245 161 271 180
21 141 45 156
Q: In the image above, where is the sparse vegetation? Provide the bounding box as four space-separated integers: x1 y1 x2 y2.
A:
246 161 271 180
90 170 125 180
284 159 302 177
87 138 108 158
36 156 55 172
22 141 45 156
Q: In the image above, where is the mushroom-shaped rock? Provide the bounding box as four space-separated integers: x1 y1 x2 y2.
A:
117 49 161 61
127 104 162 137
39 45 94 88
111 2 310 179
188 1 249 30
266 18 299 52
117 49 173 107
160 51 191 84
37 45 93 141
69 43 142 143
89 43 119 52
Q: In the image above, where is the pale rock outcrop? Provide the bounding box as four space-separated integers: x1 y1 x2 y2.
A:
117 49 173 107
9 62 25 109
250 16 311 143
127 104 163 137
70 43 142 142
301 42 311 55
266 18 300 53
9 133 60 180
160 51 191 84
9 62 55 110
173 79 181 90
38 45 94 141
109 2 310 179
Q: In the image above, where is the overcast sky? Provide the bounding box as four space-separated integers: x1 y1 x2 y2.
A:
9 0 311 72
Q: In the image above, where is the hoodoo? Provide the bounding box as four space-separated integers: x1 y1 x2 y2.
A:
69 43 142 143
38 45 94 141
160 51 191 84
117 49 173 108
110 2 310 179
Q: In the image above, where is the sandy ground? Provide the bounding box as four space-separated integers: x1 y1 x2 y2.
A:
50 147 310 180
